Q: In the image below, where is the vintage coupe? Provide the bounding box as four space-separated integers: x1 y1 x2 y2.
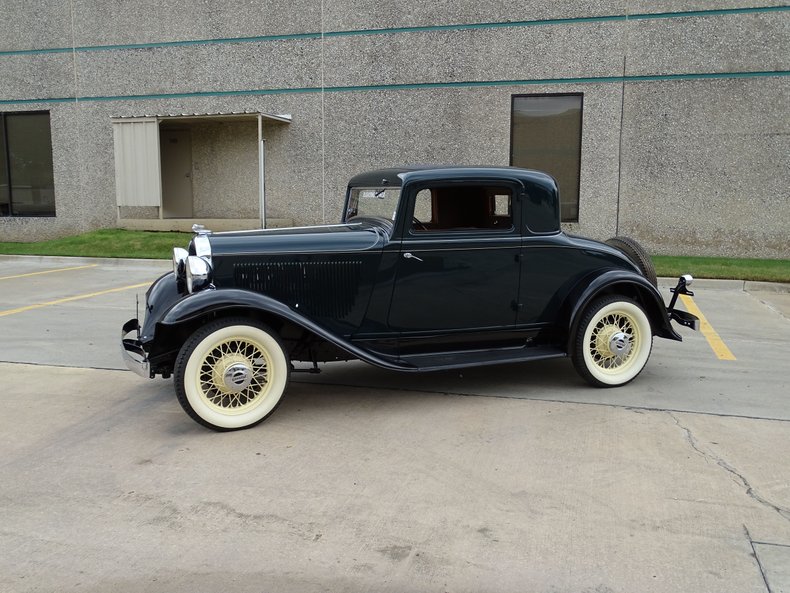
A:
122 166 699 431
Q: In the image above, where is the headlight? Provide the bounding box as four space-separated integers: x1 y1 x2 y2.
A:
186 256 212 293
173 247 188 278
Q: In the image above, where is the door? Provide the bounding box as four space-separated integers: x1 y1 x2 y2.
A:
387 182 522 350
160 129 193 218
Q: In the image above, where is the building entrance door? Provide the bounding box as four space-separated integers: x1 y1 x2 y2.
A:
160 129 193 218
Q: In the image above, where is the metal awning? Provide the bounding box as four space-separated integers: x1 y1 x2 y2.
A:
111 111 292 124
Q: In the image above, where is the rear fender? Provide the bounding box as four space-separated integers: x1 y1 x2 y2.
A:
564 270 680 352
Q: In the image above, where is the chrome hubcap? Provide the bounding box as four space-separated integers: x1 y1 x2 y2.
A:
608 331 632 357
222 362 252 393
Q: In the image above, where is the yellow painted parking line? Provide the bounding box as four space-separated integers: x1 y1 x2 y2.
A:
679 294 736 361
0 282 149 318
0 263 98 281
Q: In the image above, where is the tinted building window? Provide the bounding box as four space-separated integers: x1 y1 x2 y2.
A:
510 94 582 222
0 112 56 217
0 117 8 216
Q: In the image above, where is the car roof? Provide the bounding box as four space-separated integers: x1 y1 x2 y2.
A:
347 166 556 188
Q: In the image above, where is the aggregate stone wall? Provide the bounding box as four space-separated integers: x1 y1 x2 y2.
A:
190 121 259 220
619 77 790 257
0 1 787 257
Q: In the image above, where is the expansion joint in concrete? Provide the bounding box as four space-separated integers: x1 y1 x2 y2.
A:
745 292 790 323
744 525 773 593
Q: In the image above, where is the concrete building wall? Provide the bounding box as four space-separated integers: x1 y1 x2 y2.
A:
190 121 259 219
0 1 787 257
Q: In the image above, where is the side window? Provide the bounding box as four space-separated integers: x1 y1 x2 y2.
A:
410 185 513 233
493 194 509 216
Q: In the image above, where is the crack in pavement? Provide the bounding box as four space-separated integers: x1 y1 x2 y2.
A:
670 412 790 522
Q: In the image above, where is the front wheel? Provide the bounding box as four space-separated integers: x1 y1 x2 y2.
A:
572 296 653 387
174 318 290 431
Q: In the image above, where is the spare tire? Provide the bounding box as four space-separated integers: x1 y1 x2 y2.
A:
605 236 658 288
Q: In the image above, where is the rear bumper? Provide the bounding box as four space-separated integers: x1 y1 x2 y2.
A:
668 308 700 331
667 275 701 332
121 318 152 378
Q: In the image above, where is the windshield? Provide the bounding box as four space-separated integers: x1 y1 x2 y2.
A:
345 186 402 222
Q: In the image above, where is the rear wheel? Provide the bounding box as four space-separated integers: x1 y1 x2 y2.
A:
173 318 290 431
572 296 653 387
605 236 657 287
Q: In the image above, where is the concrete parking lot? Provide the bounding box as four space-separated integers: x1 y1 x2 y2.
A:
1 254 789 593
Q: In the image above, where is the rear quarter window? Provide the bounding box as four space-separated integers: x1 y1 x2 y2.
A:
524 184 560 234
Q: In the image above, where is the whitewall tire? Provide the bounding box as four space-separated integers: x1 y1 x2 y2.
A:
174 318 290 431
572 296 653 387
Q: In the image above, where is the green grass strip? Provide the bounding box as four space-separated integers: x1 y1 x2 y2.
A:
653 256 790 283
0 229 191 260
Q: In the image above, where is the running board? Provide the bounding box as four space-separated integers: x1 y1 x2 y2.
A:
397 346 566 372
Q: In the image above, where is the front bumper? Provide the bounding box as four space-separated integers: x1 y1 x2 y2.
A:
121 318 152 378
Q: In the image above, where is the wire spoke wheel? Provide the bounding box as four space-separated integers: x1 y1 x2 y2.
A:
573 296 653 387
198 337 271 412
588 311 638 371
174 319 289 431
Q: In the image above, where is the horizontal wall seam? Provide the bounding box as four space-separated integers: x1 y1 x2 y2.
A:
0 5 787 56
1 70 787 106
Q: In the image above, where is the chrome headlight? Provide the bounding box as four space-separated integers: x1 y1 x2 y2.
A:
173 247 188 278
186 256 212 293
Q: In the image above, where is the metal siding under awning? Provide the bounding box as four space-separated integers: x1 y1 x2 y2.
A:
112 118 161 208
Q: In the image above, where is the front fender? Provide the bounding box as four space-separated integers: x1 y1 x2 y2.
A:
158 288 414 372
565 269 681 351
161 288 300 327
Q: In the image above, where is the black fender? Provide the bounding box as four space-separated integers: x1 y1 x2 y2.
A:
564 269 681 352
158 287 417 372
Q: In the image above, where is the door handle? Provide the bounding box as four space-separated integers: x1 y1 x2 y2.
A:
403 252 423 262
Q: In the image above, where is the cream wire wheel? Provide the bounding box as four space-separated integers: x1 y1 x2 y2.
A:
174 319 289 431
572 296 653 387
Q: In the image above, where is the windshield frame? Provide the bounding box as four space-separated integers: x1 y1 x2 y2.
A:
343 185 402 227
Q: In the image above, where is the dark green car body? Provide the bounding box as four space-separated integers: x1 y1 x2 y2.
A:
123 166 693 382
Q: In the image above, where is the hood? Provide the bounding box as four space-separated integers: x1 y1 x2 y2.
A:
204 223 387 256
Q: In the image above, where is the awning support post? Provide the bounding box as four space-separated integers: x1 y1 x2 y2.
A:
258 114 266 229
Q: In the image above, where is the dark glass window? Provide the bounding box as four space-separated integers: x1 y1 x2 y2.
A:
510 94 582 222
0 117 8 216
410 185 513 232
0 112 56 217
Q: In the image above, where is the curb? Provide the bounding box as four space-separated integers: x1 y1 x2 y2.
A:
744 280 790 294
658 277 790 293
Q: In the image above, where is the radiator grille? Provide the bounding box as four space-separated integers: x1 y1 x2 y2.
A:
233 260 363 318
